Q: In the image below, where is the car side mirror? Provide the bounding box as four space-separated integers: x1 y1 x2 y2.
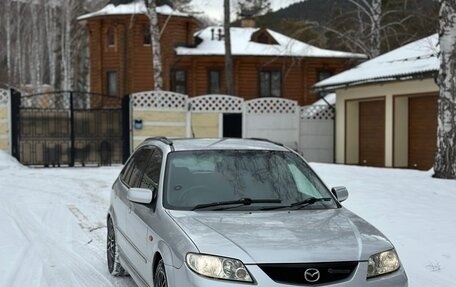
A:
127 187 155 204
331 186 349 202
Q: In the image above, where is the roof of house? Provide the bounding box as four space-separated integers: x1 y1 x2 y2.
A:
312 93 336 106
78 1 188 20
176 27 367 59
314 34 439 90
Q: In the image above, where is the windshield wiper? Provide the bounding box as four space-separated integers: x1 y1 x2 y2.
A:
260 197 332 211
290 197 332 209
192 198 281 211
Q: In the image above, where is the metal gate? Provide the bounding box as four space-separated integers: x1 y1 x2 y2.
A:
11 90 130 167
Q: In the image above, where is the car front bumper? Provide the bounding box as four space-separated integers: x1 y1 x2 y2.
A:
168 262 408 287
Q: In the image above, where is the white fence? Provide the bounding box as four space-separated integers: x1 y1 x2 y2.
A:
0 89 8 106
244 98 300 149
300 105 335 163
131 91 334 163
0 88 11 152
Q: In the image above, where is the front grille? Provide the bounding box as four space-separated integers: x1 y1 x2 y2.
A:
258 262 358 285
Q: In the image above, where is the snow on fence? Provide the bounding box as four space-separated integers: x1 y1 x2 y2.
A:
0 89 10 152
130 91 334 163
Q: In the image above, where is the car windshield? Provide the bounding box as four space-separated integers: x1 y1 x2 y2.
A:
163 150 338 211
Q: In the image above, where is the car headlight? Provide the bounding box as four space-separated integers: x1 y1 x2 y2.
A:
367 249 400 278
186 253 253 282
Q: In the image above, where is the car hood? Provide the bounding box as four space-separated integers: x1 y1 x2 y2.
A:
167 208 393 264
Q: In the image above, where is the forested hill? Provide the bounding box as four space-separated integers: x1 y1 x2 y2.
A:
246 0 439 57
268 0 436 23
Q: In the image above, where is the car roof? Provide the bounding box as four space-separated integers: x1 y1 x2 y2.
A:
143 138 289 152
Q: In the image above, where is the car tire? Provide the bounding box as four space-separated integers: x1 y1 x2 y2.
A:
154 259 168 287
107 217 127 276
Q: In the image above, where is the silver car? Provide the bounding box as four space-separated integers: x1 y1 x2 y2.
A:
107 137 408 287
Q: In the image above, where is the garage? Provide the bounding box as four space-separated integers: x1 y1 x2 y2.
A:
359 99 385 167
408 95 438 170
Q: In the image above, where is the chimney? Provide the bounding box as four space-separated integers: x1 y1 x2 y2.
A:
218 28 224 41
241 18 256 28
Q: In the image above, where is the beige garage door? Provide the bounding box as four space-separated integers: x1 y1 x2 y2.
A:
359 100 385 167
408 95 438 170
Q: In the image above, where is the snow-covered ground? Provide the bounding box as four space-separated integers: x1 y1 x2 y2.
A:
0 150 455 286
0 151 135 287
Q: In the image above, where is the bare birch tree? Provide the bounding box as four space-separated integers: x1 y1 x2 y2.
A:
348 0 382 58
296 0 419 58
44 1 59 88
145 0 163 90
5 0 12 87
237 0 271 18
224 0 234 95
434 0 456 179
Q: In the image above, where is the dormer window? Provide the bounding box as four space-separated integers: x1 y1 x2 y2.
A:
143 25 151 46
251 29 278 45
257 33 270 44
107 27 116 48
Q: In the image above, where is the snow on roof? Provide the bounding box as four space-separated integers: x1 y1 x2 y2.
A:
78 1 188 20
314 34 439 89
176 27 367 58
313 93 336 106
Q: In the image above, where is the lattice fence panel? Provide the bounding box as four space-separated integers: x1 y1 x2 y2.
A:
132 91 188 110
246 98 298 114
0 89 9 106
301 105 335 120
189 95 244 113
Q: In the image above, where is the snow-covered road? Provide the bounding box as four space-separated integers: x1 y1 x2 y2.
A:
0 150 455 286
0 152 135 287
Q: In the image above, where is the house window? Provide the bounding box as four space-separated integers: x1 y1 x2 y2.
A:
143 25 151 45
318 70 333 98
208 70 221 94
107 71 117 97
171 70 187 94
107 27 116 47
260 70 281 97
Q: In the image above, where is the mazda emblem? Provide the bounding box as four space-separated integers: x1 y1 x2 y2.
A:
304 268 320 283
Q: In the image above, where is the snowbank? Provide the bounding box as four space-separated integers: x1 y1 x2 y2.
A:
0 150 23 170
312 163 456 287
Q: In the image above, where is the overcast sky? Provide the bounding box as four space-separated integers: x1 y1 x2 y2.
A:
190 0 305 23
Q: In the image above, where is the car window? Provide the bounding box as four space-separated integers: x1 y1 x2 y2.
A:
120 157 135 185
287 163 321 198
139 148 163 190
127 148 153 188
164 150 337 210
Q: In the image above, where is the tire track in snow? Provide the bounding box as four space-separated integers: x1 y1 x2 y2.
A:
0 201 116 287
